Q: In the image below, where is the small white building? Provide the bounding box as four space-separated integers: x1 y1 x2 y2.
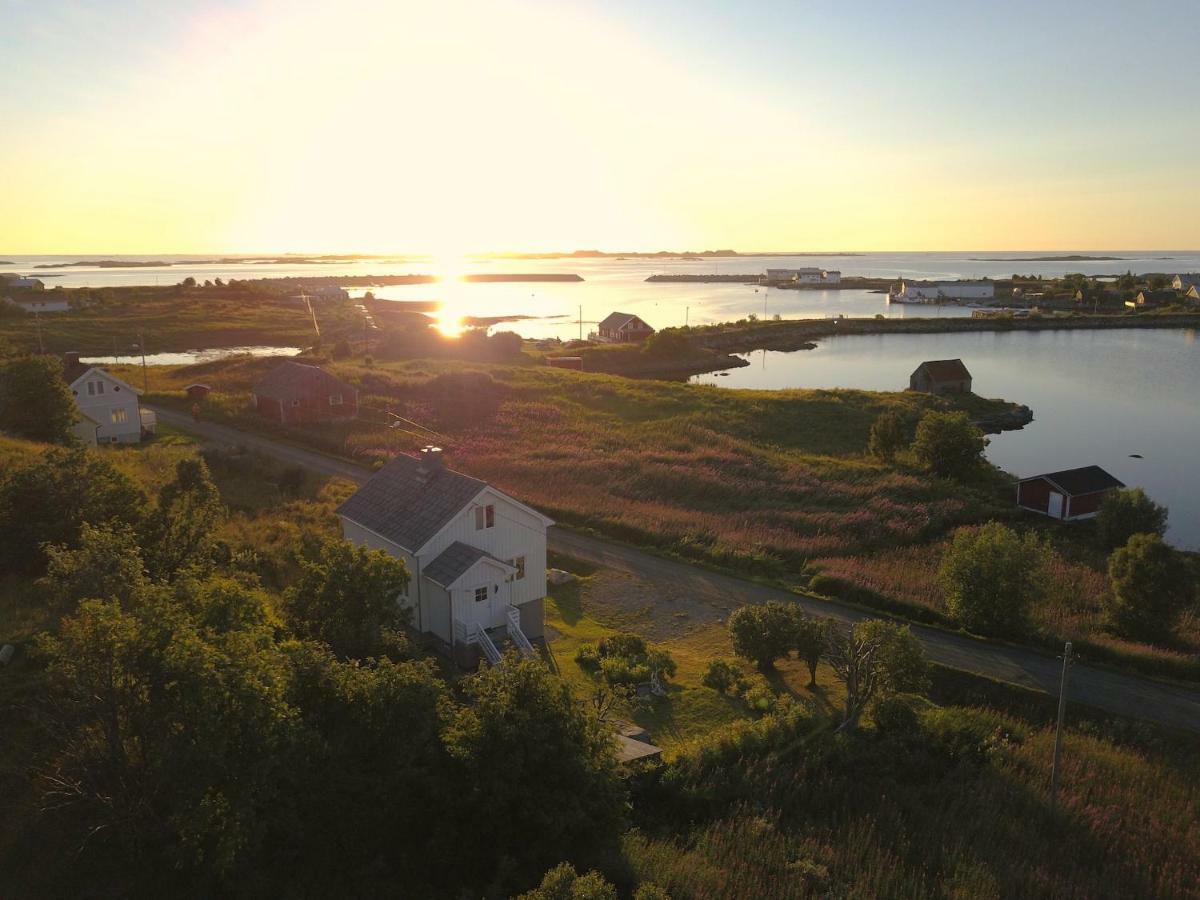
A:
1171 274 1200 292
8 296 69 313
890 280 994 303
764 267 841 286
0 274 45 290
337 446 554 667
62 352 153 444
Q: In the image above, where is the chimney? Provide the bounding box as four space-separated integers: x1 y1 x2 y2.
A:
416 446 443 482
63 351 80 368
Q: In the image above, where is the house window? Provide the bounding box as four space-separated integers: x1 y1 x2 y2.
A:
474 586 488 603
474 504 495 530
512 556 526 580
111 408 128 424
87 380 105 396
329 394 343 406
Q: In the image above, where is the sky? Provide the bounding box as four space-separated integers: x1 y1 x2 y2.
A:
2 0 1199 255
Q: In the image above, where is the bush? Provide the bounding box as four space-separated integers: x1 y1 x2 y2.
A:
938 523 1049 637
1096 488 1168 551
911 410 987 479
0 355 79 443
872 695 921 736
702 658 743 693
643 330 692 357
868 410 907 461
1105 533 1191 643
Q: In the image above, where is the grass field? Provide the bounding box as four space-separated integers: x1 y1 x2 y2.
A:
113 353 1200 677
0 283 363 354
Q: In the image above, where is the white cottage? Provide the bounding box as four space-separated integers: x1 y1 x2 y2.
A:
337 446 553 666
62 352 154 444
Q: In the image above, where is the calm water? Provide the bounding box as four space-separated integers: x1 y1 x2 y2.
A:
693 329 1200 549
81 346 299 367
6 251 1199 340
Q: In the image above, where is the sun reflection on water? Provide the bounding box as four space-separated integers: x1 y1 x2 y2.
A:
431 252 469 337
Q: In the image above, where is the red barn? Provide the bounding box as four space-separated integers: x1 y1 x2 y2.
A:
596 312 655 343
252 361 358 425
1017 465 1124 521
909 358 972 395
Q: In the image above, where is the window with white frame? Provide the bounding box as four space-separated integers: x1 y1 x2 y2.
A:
474 586 488 603
513 556 526 580
474 504 495 530
111 408 128 424
329 394 343 406
87 380 105 396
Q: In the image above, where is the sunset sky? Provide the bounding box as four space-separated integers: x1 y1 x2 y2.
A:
3 0 1199 254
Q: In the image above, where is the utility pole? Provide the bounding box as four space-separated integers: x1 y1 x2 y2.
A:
578 305 582 341
34 311 44 354
685 306 689 327
137 330 148 393
1049 641 1073 812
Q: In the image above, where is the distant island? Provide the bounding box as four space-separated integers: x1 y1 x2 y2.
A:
969 255 1128 262
35 260 172 268
484 249 864 260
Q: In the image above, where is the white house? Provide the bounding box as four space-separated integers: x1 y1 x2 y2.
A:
889 280 994 303
0 274 45 290
9 296 69 313
337 446 554 667
1171 274 1200 292
62 352 154 444
764 267 841 286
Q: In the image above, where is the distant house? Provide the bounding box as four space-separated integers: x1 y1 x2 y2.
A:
0 274 45 291
1186 285 1200 303
1171 274 1200 292
594 312 655 343
8 296 68 313
764 267 840 286
909 359 972 395
1126 290 1176 309
251 361 358 425
185 383 212 402
890 280 994 303
61 351 153 444
337 446 554 667
1017 465 1124 521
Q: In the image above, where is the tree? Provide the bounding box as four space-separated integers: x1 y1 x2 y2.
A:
792 613 831 686
0 355 78 442
868 410 907 461
825 619 928 731
140 457 225 581
35 589 295 886
0 446 143 574
285 537 410 659
443 656 625 892
938 523 1049 636
728 602 796 670
41 523 148 610
911 411 987 478
517 863 618 900
1105 533 1192 643
1096 488 1168 551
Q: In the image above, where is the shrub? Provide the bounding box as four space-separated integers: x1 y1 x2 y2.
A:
643 330 692 357
867 410 907 461
910 410 986 478
575 644 601 672
938 523 1049 637
1096 488 1168 550
0 355 78 443
702 658 743 693
1105 533 1191 643
872 695 921 736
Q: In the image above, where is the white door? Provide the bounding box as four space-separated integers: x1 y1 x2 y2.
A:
1047 492 1064 519
468 584 493 630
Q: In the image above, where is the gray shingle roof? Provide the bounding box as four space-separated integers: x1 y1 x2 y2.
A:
913 358 972 382
336 453 486 552
598 312 653 333
253 361 355 403
1027 465 1124 496
423 541 512 588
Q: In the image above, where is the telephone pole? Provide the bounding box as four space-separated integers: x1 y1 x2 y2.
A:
136 330 148 393
1049 641 1073 812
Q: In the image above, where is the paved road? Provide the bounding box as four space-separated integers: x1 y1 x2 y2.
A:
152 405 1200 734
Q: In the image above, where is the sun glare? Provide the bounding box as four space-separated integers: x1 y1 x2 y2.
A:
432 251 470 338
